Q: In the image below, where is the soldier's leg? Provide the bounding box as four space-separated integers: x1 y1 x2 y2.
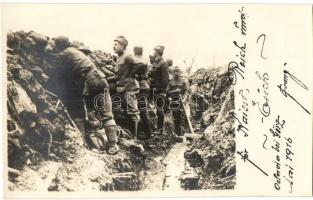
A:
104 88 120 154
155 91 166 134
138 89 152 139
171 100 182 136
195 97 203 121
85 71 119 154
124 89 140 138
97 88 119 155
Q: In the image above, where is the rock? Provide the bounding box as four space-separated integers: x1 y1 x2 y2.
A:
7 80 37 114
8 167 21 177
118 138 144 152
112 172 138 191
184 149 204 168
179 169 199 190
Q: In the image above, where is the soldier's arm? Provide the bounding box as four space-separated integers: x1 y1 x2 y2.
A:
181 80 190 101
166 81 171 94
125 53 143 77
160 61 169 91
54 50 67 68
134 59 147 75
124 53 135 65
100 67 115 77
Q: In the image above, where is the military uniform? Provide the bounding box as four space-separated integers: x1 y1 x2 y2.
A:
190 79 208 121
114 50 143 137
166 58 175 80
166 68 189 136
55 37 119 155
149 46 169 134
134 48 152 139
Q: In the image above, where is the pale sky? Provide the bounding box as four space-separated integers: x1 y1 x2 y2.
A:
2 4 237 71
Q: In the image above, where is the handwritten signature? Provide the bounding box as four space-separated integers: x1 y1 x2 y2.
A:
278 65 311 115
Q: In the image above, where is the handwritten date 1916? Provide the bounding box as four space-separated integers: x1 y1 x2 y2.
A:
284 137 294 193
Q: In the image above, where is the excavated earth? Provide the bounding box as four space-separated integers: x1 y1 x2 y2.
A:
6 31 235 192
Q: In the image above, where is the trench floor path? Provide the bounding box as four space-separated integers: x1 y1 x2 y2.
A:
142 139 188 191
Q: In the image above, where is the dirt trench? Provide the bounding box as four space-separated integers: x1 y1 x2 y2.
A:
7 30 235 192
141 140 189 191
9 133 198 192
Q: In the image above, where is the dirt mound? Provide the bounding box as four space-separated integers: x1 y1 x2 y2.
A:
186 66 235 190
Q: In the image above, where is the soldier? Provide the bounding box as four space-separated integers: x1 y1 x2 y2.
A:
54 36 119 155
112 36 142 138
149 45 169 135
167 67 189 137
134 46 152 139
190 76 209 121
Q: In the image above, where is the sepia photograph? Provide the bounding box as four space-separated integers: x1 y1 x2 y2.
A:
4 4 235 193
2 3 312 198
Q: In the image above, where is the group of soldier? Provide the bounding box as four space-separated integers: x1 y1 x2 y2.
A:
53 35 207 155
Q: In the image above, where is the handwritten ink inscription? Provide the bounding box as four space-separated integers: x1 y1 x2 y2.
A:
229 6 309 194
278 64 311 115
268 115 294 193
256 34 267 60
270 115 285 190
228 41 247 85
283 136 294 193
229 6 248 85
253 71 270 122
234 89 249 137
233 6 247 36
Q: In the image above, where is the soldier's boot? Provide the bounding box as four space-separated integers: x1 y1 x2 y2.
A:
174 123 183 143
175 123 182 136
105 125 120 155
140 111 152 139
129 120 139 139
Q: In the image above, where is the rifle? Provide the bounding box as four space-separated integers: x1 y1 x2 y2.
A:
179 94 194 135
43 89 78 129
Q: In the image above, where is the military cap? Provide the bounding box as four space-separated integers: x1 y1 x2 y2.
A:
153 45 165 55
114 35 128 47
55 36 70 49
134 46 143 56
172 66 183 76
166 58 173 67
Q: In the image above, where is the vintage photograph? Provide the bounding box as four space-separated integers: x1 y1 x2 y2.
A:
4 4 236 193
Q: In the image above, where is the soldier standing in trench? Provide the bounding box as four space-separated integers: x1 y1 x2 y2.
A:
149 45 169 135
190 76 209 121
111 36 142 139
133 46 152 139
54 36 119 155
167 67 190 137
